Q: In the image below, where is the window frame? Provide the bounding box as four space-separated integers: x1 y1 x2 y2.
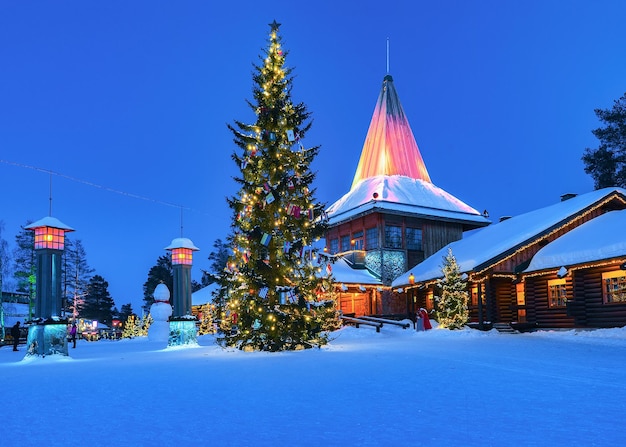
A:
365 228 378 250
602 270 626 304
384 225 402 249
547 278 567 308
405 227 422 251
329 238 339 255
340 235 351 252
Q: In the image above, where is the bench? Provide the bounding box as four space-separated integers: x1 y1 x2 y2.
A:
357 316 411 329
340 316 382 332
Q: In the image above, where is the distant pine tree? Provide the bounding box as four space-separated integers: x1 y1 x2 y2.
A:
119 303 134 324
582 92 626 188
142 255 173 313
12 222 35 309
63 238 94 318
81 275 116 327
435 248 469 330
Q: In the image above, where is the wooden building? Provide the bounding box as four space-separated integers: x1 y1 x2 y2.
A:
522 208 626 328
393 188 626 329
324 74 489 316
329 258 389 316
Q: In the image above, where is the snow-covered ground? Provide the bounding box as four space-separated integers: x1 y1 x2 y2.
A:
3 322 626 446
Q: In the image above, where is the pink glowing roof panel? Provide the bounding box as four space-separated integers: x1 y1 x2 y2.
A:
351 75 431 188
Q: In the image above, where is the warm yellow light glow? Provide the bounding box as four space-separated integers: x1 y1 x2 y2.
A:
33 226 67 250
171 247 193 265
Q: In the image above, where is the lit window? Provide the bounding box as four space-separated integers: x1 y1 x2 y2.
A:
602 271 626 304
426 289 434 310
516 282 526 322
548 278 567 308
384 225 402 249
366 228 378 249
405 228 422 250
471 285 486 306
352 231 364 250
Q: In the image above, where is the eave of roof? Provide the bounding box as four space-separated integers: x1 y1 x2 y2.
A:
392 187 626 287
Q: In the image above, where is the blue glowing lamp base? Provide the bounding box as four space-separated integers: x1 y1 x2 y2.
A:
168 319 197 347
26 321 69 357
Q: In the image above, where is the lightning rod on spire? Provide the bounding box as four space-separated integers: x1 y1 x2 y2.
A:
386 37 390 74
49 173 53 216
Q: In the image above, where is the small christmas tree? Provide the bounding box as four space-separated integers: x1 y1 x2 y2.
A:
139 314 152 336
219 21 338 351
435 248 469 329
198 303 217 335
121 315 140 338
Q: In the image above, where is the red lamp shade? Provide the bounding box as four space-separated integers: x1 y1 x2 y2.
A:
409 273 415 285
34 226 66 250
25 216 74 251
172 247 193 265
165 237 199 266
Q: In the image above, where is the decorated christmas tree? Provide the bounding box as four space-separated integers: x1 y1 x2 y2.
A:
219 21 338 351
435 248 469 329
198 303 216 335
121 315 140 338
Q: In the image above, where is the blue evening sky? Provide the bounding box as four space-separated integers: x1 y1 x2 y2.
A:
1 1 625 312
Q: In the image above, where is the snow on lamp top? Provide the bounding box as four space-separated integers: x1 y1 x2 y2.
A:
165 237 199 265
25 216 75 250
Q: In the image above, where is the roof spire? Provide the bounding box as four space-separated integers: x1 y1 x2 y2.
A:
351 76 431 188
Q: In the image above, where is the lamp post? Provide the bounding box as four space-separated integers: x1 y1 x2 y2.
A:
165 237 199 346
24 216 74 356
165 238 199 317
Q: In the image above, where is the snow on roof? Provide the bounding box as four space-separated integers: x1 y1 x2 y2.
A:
326 175 489 228
164 237 199 251
24 216 75 231
524 209 626 272
192 283 219 306
392 187 626 286
328 257 382 285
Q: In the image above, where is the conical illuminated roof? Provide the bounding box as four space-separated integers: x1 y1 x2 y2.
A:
351 74 431 188
327 74 490 231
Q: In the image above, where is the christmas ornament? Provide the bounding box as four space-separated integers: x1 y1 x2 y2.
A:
261 233 272 246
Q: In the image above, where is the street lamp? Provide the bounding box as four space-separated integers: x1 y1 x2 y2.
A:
165 238 199 346
25 217 74 319
24 216 74 356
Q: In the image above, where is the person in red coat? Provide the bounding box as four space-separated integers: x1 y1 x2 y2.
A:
419 308 432 330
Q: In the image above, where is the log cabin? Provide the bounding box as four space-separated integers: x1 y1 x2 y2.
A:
522 208 626 328
392 187 626 329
